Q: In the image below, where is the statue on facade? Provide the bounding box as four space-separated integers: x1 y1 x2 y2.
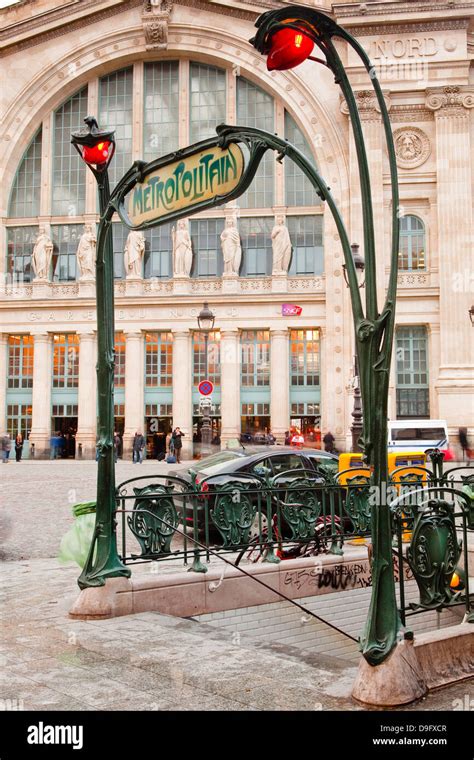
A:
76 223 96 280
220 217 242 275
172 219 193 277
31 227 53 281
124 230 145 278
271 216 292 274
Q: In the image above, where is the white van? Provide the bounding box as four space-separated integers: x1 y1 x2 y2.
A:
387 419 449 454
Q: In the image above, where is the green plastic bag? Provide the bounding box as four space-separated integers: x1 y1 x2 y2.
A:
58 502 96 569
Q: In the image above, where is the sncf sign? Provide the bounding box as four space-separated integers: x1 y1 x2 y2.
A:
282 303 302 316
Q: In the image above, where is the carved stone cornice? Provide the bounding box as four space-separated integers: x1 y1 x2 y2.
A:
340 90 391 121
343 19 470 37
389 105 434 124
0 0 259 55
426 85 474 115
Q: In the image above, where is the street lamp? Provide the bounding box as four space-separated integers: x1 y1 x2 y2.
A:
70 116 129 590
469 305 474 325
251 5 402 670
343 244 365 453
197 303 215 455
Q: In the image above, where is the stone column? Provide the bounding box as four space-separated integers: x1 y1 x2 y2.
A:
76 333 97 458
220 330 240 447
123 332 144 456
428 323 441 421
0 334 8 435
270 329 289 443
426 86 474 432
29 333 52 457
172 331 192 458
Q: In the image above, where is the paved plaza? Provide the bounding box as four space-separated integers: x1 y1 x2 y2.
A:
1 460 473 712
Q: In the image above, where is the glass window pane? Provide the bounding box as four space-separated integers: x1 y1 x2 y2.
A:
145 332 173 387
287 216 324 275
398 215 426 271
8 130 42 218
284 111 320 207
395 326 429 418
193 331 221 384
189 219 225 278
144 62 179 161
239 217 273 276
6 226 38 284
143 223 173 279
190 63 226 143
51 224 83 282
237 78 274 208
52 88 88 216
241 330 270 386
99 68 133 188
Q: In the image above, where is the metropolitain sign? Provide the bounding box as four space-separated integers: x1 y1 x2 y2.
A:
127 143 244 227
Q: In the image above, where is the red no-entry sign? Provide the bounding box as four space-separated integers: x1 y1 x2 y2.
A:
198 380 214 396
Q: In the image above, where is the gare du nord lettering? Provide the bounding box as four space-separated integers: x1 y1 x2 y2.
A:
128 142 244 226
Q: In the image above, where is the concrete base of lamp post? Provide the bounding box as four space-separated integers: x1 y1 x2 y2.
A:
352 623 474 705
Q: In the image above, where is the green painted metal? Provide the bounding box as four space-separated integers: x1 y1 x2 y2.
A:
71 5 405 664
211 482 257 547
344 476 372 534
406 499 461 610
127 484 178 557
77 170 130 590
250 3 402 665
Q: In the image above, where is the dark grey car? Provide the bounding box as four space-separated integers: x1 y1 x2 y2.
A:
169 446 339 530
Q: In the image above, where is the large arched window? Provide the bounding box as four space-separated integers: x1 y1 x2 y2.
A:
5 61 324 282
8 129 42 218
399 215 426 271
52 87 88 216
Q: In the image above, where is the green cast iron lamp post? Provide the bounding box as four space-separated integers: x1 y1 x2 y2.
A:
71 117 131 589
343 244 365 454
250 4 402 665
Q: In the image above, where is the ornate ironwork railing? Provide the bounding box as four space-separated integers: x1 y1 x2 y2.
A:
113 459 474 625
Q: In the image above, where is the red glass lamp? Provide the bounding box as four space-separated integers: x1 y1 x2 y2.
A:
266 27 314 71
71 116 115 173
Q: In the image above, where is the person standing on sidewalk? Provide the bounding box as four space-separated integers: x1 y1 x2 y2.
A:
15 433 23 462
132 431 145 464
170 427 185 464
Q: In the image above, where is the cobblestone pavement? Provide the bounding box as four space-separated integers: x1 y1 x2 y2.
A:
1 461 473 711
1 458 192 561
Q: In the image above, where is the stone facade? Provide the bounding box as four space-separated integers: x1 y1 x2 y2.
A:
0 0 473 457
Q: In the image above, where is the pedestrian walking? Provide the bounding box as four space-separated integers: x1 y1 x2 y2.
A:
1 433 11 464
113 431 121 464
458 427 472 462
132 431 145 464
15 433 23 462
323 430 335 453
170 427 185 464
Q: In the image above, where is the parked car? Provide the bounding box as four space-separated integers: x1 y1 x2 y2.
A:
239 432 276 445
169 446 339 533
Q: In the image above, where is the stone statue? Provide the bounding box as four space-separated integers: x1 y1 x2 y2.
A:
32 227 53 281
220 218 242 275
271 216 292 274
76 224 96 280
124 230 145 278
172 219 193 277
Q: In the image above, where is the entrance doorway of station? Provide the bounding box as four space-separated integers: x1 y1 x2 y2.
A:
240 403 270 443
51 404 78 458
290 413 321 447
145 403 172 459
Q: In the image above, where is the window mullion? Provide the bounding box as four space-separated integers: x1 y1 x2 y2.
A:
41 114 53 218
132 62 144 161
179 59 190 149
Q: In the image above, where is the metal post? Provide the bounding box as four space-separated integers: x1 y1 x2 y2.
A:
201 332 212 454
351 327 363 453
70 127 130 590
